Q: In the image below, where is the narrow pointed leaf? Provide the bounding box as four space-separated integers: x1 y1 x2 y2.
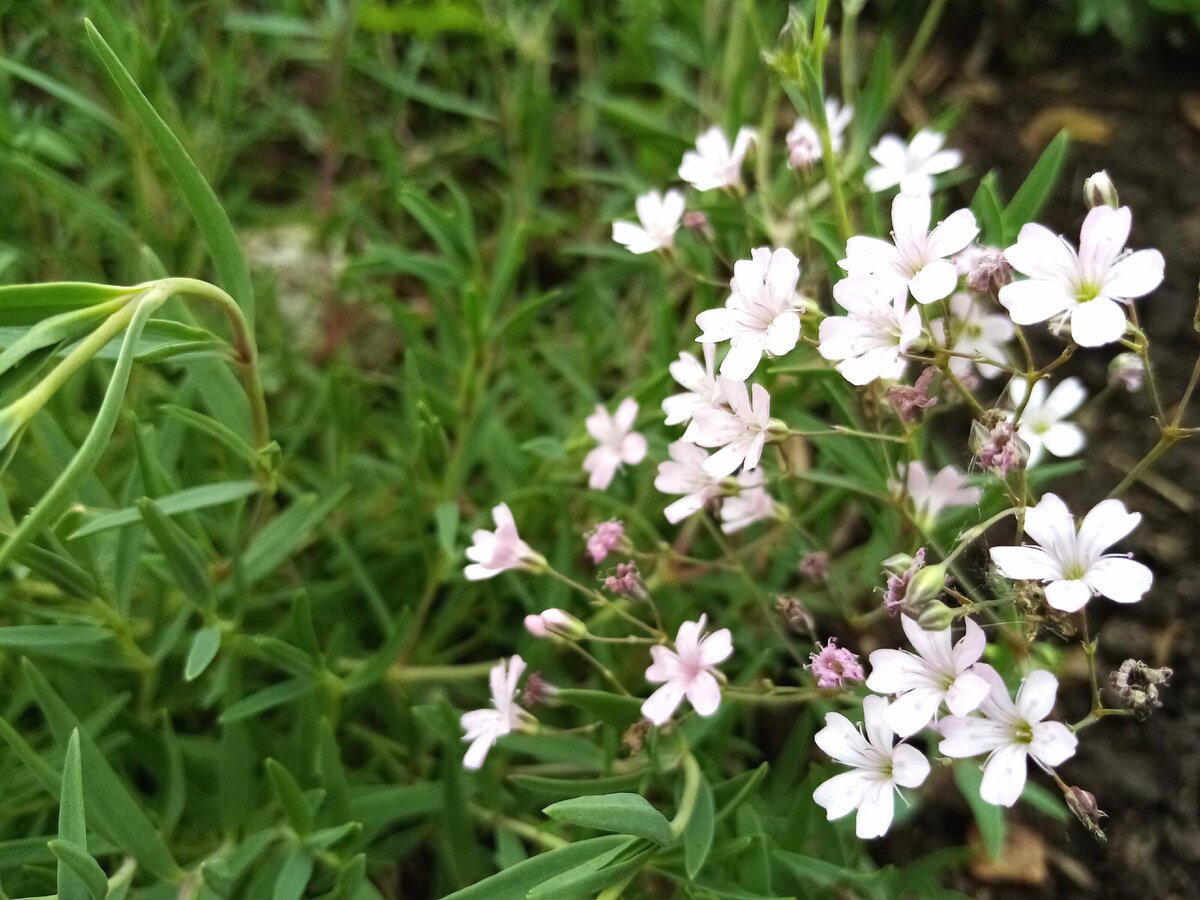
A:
543 793 673 845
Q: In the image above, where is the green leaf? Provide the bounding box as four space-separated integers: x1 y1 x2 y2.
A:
714 763 769 823
157 404 259 466
0 300 126 378
84 21 255 326
1004 130 1070 239
219 678 317 724
138 497 215 607
239 485 351 585
954 762 1005 860
526 843 652 899
266 759 314 836
0 625 111 650
56 730 90 900
69 480 260 539
555 689 643 729
273 847 314 900
970 172 1007 247
0 282 133 327
543 793 673 845
440 835 632 900
684 773 716 879
50 839 108 900
185 626 223 681
509 771 649 800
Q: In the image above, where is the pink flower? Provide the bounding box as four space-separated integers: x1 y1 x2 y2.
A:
464 504 545 581
806 637 865 688
720 469 776 533
523 608 585 639
604 561 647 600
654 441 723 524
897 461 980 526
585 519 625 564
678 126 756 192
460 656 534 769
642 615 733 725
690 378 773 477
663 344 722 437
818 276 922 385
583 398 648 490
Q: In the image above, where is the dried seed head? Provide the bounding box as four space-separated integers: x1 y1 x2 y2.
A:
1110 659 1173 720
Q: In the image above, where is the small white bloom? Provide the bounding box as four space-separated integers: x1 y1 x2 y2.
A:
1008 378 1086 467
989 493 1153 612
612 189 686 254
678 126 756 192
999 205 1164 347
583 398 648 490
460 655 533 769
663 344 723 440
939 667 1078 807
897 461 981 526
696 247 803 381
866 616 990 737
841 193 978 305
818 276 922 385
720 469 776 533
812 695 931 838
642 615 733 725
864 129 962 195
655 440 723 523
464 503 544 581
690 377 772 477
933 292 1014 378
786 99 853 168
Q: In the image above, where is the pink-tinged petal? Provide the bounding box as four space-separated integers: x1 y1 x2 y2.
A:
813 769 876 821
764 311 801 356
909 259 959 304
720 377 752 419
891 743 932 788
1030 721 1078 767
664 493 706 524
719 338 764 382
686 670 722 717
641 681 687 726
1069 298 1127 347
460 708 501 739
505 655 527 697
927 209 980 258
1105 249 1164 299
998 278 1075 324
953 617 987 669
945 670 991 717
938 715 1011 759
1004 223 1078 281
698 628 734 666
645 645 683 683
584 449 619 490
862 695 895 753
464 562 499 581
612 221 657 254
815 712 876 767
1076 498 1141 560
884 688 943 738
1084 557 1152 604
1015 670 1058 723
901 614 955 672
1041 423 1086 459
1078 205 1131 277
703 442 747 478
855 778 896 839
979 743 1029 807
463 732 496 769
620 432 648 465
742 433 766 472
731 126 757 163
614 398 639 432
990 546 1062 581
585 406 611 441
1044 579 1092 612
675 617 705 656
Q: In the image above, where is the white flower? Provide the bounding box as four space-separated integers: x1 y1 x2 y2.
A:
818 276 922 385
939 667 1078 807
786 99 853 168
690 378 772 477
612 189 686 254
999 205 1165 347
460 655 533 769
933 292 1014 378
663 344 722 439
464 503 544 581
864 129 962 195
866 616 990 737
897 461 981 526
841 193 978 305
655 441 723 524
812 695 931 838
1008 377 1086 467
989 493 1153 612
696 247 803 381
583 398 648 490
678 126 756 192
642 615 733 725
720 469 776 533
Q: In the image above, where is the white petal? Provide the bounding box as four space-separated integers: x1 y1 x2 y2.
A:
463 732 496 769
719 338 765 382
1043 378 1087 417
813 769 875 821
938 715 1010 759
1076 498 1140 560
884 688 943 738
686 670 722 717
1022 493 1076 554
664 493 706 524
815 712 875 767
998 278 1075 324
909 259 959 304
641 680 687 726
1004 223 1078 281
990 546 1062 581
862 695 895 753
764 312 801 356
1044 579 1092 612
1069 298 1128 347
696 307 738 342
980 742 1028 807
584 448 619 490
927 209 980 258
1015 670 1058 723
855 778 896 839
945 670 991 717
1030 721 1078 767
614 398 639 432
703 442 746 478
1084 557 1152 604
891 742 931 789
698 628 734 666
1041 423 1086 459
611 221 657 254
1078 205 1130 277
891 193 931 248
865 648 931 695
952 617 987 670
1105 249 1164 299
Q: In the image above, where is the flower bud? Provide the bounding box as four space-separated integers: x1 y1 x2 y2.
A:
522 672 558 707
524 608 586 640
1065 786 1107 842
584 519 627 565
1083 170 1119 210
902 561 948 613
766 418 790 440
916 600 956 632
604 562 648 601
776 595 815 635
798 551 829 582
1107 352 1144 393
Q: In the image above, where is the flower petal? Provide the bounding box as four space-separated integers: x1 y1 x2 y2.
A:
998 278 1075 324
980 742 1028 807
1030 721 1078 767
1015 669 1058 723
1076 498 1141 561
1041 423 1086 459
1044 578 1092 612
1069 297 1127 347
891 742 931 789
813 769 875 821
1105 249 1164 299
1084 556 1153 604
686 670 722 717
815 712 876 767
945 670 991 717
641 680 687 726
883 688 944 738
927 208 979 258
990 546 1062 581
699 628 734 666
855 778 896 839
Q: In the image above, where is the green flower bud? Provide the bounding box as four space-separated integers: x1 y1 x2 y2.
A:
916 600 956 632
1083 170 1119 210
902 561 948 614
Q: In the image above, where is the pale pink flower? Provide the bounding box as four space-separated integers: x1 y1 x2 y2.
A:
654 441 723 524
678 126 756 192
989 493 1153 613
464 503 545 581
642 615 733 725
1008 378 1086 467
720 469 776 533
867 616 990 737
818 276 922 385
585 519 625 564
813 695 931 838
604 561 646 600
612 189 686 254
523 608 585 639
663 343 723 439
690 378 772 477
897 461 981 526
841 193 978 305
786 99 853 168
583 398 647 490
864 130 961 195
460 656 534 769
696 247 803 381
975 420 1027 476
999 206 1164 347
939 667 1077 807
934 292 1014 378
806 637 865 688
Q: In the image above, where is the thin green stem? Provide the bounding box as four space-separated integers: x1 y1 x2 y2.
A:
887 0 949 105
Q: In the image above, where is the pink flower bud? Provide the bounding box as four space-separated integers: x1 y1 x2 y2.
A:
584 519 626 564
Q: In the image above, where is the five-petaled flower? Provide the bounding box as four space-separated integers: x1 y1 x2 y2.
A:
460 656 534 769
690 378 774 477
813 695 931 838
654 441 724 524
934 292 1014 378
1008 377 1086 467
898 461 980 527
642 615 734 725
939 667 1078 807
583 398 648 490
464 503 545 581
678 126 756 192
612 189 686 255
786 99 853 169
989 493 1153 612
818 275 922 385
864 129 962 195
